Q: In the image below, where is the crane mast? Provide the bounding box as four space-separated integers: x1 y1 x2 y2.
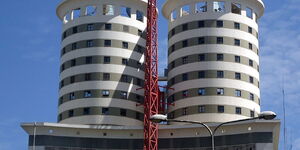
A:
143 0 159 149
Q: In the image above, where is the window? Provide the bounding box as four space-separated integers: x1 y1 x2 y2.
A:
182 73 188 81
181 5 190 16
171 10 177 21
235 90 241 97
120 91 128 99
198 105 205 113
138 30 143 36
167 112 175 120
234 39 240 46
122 42 129 49
213 1 225 12
60 80 64 88
249 59 253 66
84 90 92 98
255 13 258 23
104 56 110 63
250 93 254 100
198 88 206 95
248 27 253 34
87 24 94 31
171 45 175 52
61 64 65 72
171 29 175 36
137 78 142 86
123 25 129 32
235 73 241 80
217 37 223 44
102 108 109 115
136 10 144 22
217 54 224 61
121 6 131 18
249 43 253 50
231 3 241 14
105 23 112 30
103 73 110 80
85 73 91 81
196 2 207 13
73 27 78 34
104 40 111 47
64 13 71 24
136 95 141 101
86 40 94 47
249 76 254 83
250 111 255 117
70 76 75 83
71 59 76 66
198 37 205 44
68 110 74 117
198 71 205 78
235 56 240 63
182 90 188 97
83 108 90 115
218 106 224 113
69 92 75 100
216 21 223 27
170 78 175 85
72 43 77 50
234 22 240 29
86 6 97 16
135 112 140 120
86 56 93 64
58 114 62 121
171 61 175 68
217 88 224 95
198 21 205 27
137 45 143 53
182 24 188 31
217 71 224 78
102 90 110 96
236 107 242 114
182 56 188 64
121 75 128 82
120 109 127 116
103 4 114 15
182 108 187 115
72 8 81 19
62 48 66 55
137 61 142 67
122 58 128 65
170 95 175 103
62 32 67 39
198 54 205 61
182 40 188 47
246 7 253 19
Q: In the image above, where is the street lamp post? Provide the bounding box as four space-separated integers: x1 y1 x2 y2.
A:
150 111 276 150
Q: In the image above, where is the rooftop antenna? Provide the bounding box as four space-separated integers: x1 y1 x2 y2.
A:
282 66 287 150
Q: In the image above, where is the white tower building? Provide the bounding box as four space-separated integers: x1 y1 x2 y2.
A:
56 0 147 126
21 0 281 150
162 0 264 123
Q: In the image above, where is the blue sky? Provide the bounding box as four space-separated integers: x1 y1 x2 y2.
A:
0 0 299 149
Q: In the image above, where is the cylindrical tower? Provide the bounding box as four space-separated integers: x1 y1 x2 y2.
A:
163 0 264 123
56 0 147 126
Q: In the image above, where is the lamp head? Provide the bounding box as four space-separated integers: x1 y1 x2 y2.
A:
150 114 168 123
258 111 276 120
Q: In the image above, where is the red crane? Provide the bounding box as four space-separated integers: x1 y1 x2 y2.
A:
143 0 159 149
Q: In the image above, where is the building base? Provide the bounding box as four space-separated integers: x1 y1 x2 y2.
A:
21 120 280 150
